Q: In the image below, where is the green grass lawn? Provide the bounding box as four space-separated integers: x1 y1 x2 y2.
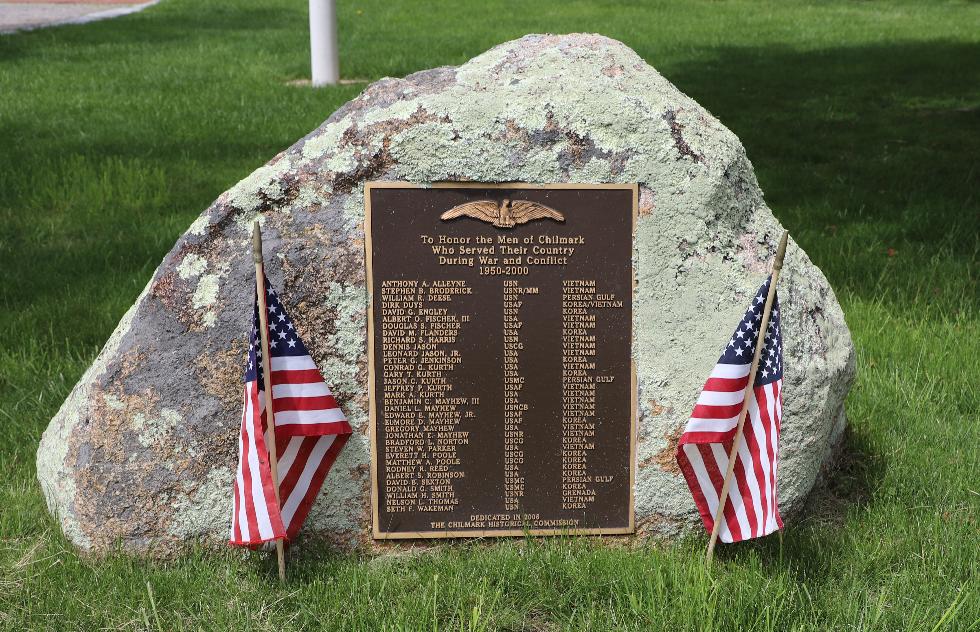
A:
1 0 978 629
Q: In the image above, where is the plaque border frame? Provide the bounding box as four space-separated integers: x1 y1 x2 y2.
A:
364 181 638 540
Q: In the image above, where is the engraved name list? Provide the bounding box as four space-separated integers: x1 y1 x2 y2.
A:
366 183 636 538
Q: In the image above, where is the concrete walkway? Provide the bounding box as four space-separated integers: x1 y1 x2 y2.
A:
0 0 158 34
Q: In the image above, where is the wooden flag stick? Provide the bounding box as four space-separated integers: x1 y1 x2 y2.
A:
705 230 789 564
252 220 287 582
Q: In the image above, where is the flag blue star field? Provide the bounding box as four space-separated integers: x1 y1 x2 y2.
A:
675 276 784 543
230 276 352 546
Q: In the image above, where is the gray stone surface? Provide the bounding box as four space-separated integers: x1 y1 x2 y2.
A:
37 34 855 555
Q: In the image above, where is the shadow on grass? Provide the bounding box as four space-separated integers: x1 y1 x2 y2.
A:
3 37 976 323
710 423 886 584
0 4 301 60
660 41 979 310
801 425 884 525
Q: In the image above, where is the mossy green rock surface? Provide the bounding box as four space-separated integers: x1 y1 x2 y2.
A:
37 34 854 554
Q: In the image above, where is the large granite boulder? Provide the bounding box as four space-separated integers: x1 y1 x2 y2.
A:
38 34 855 554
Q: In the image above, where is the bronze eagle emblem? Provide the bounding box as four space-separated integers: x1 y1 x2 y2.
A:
439 198 565 229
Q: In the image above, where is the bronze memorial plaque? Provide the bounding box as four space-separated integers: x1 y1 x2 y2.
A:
365 182 637 538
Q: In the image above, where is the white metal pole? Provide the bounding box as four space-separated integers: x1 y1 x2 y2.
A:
309 0 338 86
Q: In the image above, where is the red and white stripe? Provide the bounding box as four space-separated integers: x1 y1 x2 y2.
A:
676 363 783 543
230 352 352 546
274 432 349 535
269 356 351 437
230 382 285 545
267 354 352 538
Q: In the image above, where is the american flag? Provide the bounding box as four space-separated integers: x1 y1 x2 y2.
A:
675 276 784 543
230 275 352 546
